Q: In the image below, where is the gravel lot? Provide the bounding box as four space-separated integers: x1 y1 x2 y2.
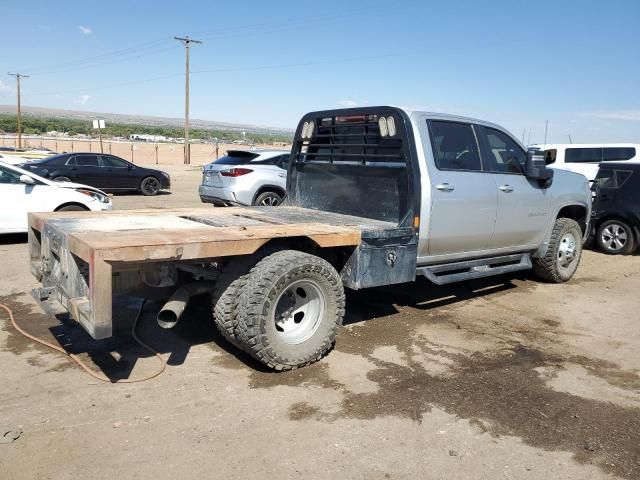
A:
1 164 639 480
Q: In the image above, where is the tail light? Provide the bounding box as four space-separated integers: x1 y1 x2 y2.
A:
220 167 253 177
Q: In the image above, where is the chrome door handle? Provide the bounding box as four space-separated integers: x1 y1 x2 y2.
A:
499 185 514 193
435 183 455 192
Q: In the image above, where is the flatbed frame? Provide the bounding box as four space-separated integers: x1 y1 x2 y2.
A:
27 206 395 339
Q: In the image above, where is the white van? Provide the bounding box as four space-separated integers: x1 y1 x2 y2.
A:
531 144 639 181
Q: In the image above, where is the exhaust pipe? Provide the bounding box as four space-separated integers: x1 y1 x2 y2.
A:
157 282 215 329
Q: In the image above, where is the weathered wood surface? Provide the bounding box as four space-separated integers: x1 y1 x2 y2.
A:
27 206 391 264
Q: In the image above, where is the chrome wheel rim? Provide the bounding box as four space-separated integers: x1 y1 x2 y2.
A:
272 279 325 345
143 178 159 194
259 194 281 206
601 223 628 251
558 232 578 270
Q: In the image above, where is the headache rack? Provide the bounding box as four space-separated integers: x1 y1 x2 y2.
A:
296 113 408 166
287 107 419 228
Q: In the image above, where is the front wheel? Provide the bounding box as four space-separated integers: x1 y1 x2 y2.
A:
140 176 161 196
533 218 583 283
235 250 345 370
57 205 88 212
596 219 636 255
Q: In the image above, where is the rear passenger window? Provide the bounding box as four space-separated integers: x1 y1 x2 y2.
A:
429 121 481 171
76 155 99 166
603 147 636 162
102 156 128 168
595 169 633 188
565 148 602 163
482 128 526 174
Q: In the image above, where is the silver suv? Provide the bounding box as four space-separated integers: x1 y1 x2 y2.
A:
199 149 290 206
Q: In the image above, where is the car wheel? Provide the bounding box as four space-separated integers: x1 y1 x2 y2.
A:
57 205 88 212
253 191 283 206
532 218 583 283
596 219 636 255
53 176 71 182
236 250 345 371
140 176 161 196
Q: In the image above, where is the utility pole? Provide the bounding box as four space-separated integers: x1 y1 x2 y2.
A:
174 35 202 165
8 73 29 149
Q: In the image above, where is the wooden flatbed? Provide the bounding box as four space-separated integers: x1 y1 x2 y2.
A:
28 206 395 339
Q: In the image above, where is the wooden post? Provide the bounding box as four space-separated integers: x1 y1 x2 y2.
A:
71 141 74 152
131 143 134 163
98 127 104 154
89 140 92 152
155 144 159 164
109 141 112 154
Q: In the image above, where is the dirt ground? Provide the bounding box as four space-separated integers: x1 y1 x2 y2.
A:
1 164 639 480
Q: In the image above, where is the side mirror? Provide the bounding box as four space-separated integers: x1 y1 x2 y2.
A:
525 149 553 186
19 174 35 185
128 165 135 170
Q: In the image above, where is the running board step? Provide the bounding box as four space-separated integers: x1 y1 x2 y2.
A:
417 254 532 285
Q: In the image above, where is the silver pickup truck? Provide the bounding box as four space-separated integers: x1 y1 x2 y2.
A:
29 106 591 371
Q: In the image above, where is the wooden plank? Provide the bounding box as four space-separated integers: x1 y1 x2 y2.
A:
68 223 361 263
87 251 113 339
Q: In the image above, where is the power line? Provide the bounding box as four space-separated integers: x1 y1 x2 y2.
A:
30 45 180 76
21 37 173 74
7 73 29 149
26 52 404 97
175 36 202 165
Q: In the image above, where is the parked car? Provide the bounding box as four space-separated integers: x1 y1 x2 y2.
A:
0 161 112 234
20 153 170 196
590 162 640 255
199 149 290 206
533 143 639 181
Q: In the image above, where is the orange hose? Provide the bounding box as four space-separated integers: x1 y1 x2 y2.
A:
0 301 166 383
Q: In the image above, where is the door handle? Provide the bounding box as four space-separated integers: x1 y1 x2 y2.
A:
499 185 514 193
435 183 455 192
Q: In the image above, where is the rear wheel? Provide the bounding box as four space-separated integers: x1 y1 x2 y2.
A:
140 176 161 196
236 250 345 371
253 191 282 206
533 217 583 283
596 219 636 255
53 176 71 182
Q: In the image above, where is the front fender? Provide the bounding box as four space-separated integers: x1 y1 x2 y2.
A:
534 201 591 259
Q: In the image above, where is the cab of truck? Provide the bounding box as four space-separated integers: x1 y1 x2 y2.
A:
288 107 591 286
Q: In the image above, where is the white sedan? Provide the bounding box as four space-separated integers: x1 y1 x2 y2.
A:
0 161 112 234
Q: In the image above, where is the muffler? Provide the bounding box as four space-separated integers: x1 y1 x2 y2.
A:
157 282 215 329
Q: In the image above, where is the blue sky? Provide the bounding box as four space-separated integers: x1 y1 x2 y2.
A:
0 0 638 143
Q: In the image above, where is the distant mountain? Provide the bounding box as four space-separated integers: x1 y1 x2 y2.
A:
0 105 293 135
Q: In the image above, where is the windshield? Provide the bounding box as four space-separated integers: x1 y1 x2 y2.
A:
213 152 260 165
0 161 53 185
28 155 64 164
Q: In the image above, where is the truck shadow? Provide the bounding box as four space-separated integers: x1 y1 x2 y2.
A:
343 272 528 326
1 273 531 381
